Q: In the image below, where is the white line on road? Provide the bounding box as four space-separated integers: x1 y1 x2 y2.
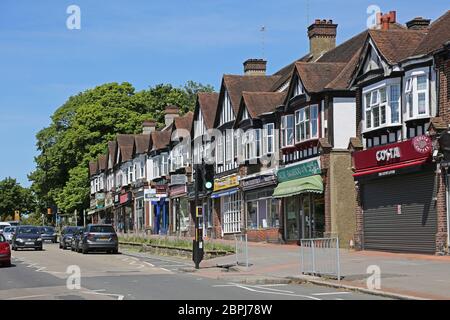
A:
159 268 172 273
312 292 351 296
82 290 125 300
229 283 321 300
144 262 154 267
252 285 295 294
7 294 49 300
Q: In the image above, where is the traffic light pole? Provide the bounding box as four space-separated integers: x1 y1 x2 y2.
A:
193 164 204 269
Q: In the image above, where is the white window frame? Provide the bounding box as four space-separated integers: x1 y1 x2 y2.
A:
263 123 275 155
281 115 294 147
294 105 318 143
216 135 224 164
222 192 241 234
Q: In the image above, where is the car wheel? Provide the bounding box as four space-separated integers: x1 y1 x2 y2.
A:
82 246 88 255
112 248 118 254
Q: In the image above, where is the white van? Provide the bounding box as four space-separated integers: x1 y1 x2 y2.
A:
0 222 11 234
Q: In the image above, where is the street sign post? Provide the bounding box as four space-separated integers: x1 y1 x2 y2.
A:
193 164 204 269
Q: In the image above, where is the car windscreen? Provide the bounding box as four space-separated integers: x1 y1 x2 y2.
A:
43 227 55 233
89 226 115 233
3 227 12 233
64 227 78 234
17 227 40 234
0 225 8 231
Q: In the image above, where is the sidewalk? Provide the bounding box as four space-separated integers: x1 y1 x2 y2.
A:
119 234 450 299
195 240 450 300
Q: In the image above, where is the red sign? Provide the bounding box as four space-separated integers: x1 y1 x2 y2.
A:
354 136 432 176
170 185 187 197
120 192 131 204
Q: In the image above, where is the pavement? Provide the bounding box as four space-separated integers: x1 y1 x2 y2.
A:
174 239 450 300
0 242 383 300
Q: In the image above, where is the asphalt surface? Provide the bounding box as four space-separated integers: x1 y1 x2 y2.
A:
0 243 388 300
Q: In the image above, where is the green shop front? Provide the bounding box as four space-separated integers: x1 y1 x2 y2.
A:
274 157 325 241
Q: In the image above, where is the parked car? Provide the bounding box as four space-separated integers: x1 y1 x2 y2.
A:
60 226 82 250
71 228 85 253
79 224 118 254
39 226 57 243
0 222 11 235
7 221 20 227
0 234 11 267
12 226 43 251
3 226 16 243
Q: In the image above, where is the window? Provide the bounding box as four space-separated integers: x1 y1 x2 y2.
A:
281 115 294 147
295 105 318 143
364 83 400 131
161 154 169 176
390 85 400 123
222 192 241 234
225 130 233 163
405 73 429 119
263 123 275 155
216 135 224 164
246 190 280 229
153 157 160 178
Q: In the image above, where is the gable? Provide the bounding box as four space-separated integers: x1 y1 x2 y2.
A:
361 44 383 74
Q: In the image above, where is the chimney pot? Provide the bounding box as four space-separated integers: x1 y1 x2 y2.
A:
406 16 431 30
377 11 397 30
243 59 267 76
142 119 156 134
164 105 179 127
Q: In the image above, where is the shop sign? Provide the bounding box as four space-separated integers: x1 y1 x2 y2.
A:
277 159 321 183
155 184 168 194
105 194 113 207
241 174 277 191
144 189 156 201
120 192 131 204
95 193 105 209
114 194 120 204
170 185 187 197
214 174 239 192
170 174 187 186
354 136 432 172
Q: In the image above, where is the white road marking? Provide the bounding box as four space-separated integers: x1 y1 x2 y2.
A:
144 262 154 267
7 294 49 300
82 290 124 300
159 268 172 273
229 283 321 300
312 292 351 296
252 285 295 294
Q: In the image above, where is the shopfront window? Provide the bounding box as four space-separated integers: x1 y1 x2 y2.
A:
245 189 280 230
174 198 189 235
136 198 144 231
222 193 241 234
285 196 298 240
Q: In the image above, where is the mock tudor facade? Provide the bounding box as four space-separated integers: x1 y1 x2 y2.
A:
87 9 450 254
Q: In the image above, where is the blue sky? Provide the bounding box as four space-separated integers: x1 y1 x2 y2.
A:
0 0 448 186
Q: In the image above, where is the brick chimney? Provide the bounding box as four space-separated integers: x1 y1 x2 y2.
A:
406 17 431 30
376 11 397 30
164 105 179 127
142 119 156 134
243 59 267 76
308 19 337 60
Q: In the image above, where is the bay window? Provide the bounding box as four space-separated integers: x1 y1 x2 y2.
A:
153 157 160 178
161 154 169 176
294 105 318 143
405 72 429 120
216 135 224 164
281 115 294 147
225 130 233 163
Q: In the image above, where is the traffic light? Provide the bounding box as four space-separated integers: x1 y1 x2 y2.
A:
204 164 214 192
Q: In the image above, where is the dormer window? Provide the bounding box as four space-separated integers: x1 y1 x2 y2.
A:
294 78 304 97
295 105 318 143
242 108 250 121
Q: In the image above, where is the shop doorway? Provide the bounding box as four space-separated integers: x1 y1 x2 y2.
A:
285 193 325 241
152 199 169 235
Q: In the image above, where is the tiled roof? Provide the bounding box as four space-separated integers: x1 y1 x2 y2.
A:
98 154 107 171
241 92 286 118
89 160 98 177
151 128 172 151
174 112 194 132
134 134 151 155
116 134 135 162
324 48 362 90
414 10 450 55
107 140 117 170
295 62 347 93
368 29 427 64
222 75 282 114
197 92 219 129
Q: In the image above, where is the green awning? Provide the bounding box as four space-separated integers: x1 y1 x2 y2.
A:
273 175 323 198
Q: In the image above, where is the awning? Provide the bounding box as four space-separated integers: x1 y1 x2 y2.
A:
273 175 323 198
211 187 239 199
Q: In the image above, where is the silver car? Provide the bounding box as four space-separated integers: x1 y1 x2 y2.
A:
3 227 16 243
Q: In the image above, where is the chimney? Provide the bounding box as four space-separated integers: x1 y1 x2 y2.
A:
164 105 179 127
406 17 431 30
308 19 337 60
376 11 397 30
142 119 156 134
243 59 267 76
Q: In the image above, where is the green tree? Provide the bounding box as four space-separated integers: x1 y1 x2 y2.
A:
29 81 213 216
0 178 35 221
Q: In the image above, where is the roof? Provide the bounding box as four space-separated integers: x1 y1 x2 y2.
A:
98 155 107 171
107 141 117 170
241 92 286 118
197 92 220 129
271 53 312 91
151 129 172 151
324 48 362 90
414 10 450 55
174 111 194 132
222 75 282 114
89 161 98 177
116 134 135 162
368 29 427 64
134 134 151 154
295 62 347 93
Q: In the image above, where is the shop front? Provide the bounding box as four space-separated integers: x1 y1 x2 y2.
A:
274 158 325 242
241 172 281 242
353 136 437 254
169 174 189 236
212 174 241 238
151 184 169 235
114 191 133 233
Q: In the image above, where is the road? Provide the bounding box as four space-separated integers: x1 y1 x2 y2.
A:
0 243 388 300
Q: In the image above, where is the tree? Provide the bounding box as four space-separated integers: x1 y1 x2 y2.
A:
0 178 35 221
29 81 213 215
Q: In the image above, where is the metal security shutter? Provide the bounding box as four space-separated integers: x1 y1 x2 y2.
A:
362 172 437 254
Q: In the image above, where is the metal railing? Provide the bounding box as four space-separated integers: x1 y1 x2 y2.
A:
300 237 341 281
234 234 249 268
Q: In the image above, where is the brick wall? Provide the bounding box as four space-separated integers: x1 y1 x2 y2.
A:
353 182 364 250
247 228 282 243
